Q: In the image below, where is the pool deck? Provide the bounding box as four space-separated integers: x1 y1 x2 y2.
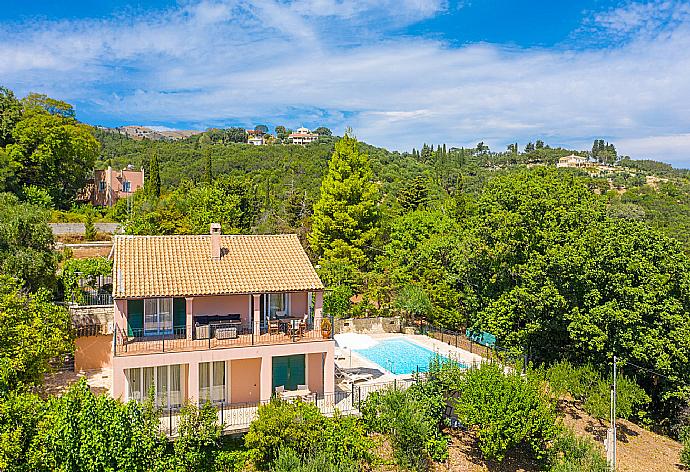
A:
335 333 485 387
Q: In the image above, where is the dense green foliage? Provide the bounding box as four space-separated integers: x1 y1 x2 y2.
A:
118 176 259 235
0 276 73 388
0 379 246 472
454 363 559 462
548 430 609 472
681 427 690 467
541 361 650 421
0 194 57 291
244 399 373 470
60 257 114 305
4 108 99 209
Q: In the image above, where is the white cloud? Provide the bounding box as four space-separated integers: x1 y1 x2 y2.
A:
1 0 690 165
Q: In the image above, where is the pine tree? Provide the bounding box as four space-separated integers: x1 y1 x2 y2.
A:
147 147 161 198
204 147 213 184
308 134 379 285
398 175 429 211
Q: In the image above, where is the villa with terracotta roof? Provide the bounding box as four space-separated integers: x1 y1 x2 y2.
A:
108 224 334 407
288 127 319 145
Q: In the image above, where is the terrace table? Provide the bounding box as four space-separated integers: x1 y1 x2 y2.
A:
278 388 312 401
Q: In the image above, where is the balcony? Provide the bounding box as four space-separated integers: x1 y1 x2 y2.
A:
114 317 333 356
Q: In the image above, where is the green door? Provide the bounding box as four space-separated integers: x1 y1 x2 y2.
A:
173 298 186 335
272 354 305 391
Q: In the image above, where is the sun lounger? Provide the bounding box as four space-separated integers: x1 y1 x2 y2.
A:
336 367 373 384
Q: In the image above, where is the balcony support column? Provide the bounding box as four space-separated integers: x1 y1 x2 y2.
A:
260 354 272 402
188 361 199 404
253 294 261 339
313 291 323 331
186 297 194 340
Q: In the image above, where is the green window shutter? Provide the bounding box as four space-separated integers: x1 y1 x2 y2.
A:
173 298 186 333
272 354 305 391
288 355 305 390
127 299 144 336
272 356 289 392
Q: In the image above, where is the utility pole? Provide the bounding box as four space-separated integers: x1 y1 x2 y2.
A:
613 355 617 471
607 355 617 471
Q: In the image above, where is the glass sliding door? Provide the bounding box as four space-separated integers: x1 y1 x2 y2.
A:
157 366 169 407
144 298 173 336
199 361 225 403
142 367 154 398
262 293 289 326
126 364 182 408
127 367 142 402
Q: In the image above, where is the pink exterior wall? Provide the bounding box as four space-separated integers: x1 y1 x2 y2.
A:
112 340 334 402
231 358 261 403
114 299 127 335
75 335 113 371
192 295 251 324
307 352 323 393
289 292 308 316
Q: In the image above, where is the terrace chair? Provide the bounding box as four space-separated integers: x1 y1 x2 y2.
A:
298 314 308 336
297 384 308 391
275 385 285 396
268 320 280 335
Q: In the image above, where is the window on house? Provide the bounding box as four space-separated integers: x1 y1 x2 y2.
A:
144 298 173 336
122 181 131 192
199 361 225 403
99 181 106 192
126 364 182 408
262 293 289 326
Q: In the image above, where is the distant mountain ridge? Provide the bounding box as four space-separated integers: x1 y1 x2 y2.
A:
95 125 202 141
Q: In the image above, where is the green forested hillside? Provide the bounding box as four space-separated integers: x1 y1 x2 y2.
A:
1 88 690 461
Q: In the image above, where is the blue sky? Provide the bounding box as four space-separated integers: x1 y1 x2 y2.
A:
2 1 690 165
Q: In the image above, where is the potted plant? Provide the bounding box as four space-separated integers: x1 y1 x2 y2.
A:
321 318 332 339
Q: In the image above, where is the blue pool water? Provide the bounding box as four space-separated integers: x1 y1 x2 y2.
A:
353 338 465 375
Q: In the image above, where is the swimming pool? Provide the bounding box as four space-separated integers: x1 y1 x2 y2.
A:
353 337 465 375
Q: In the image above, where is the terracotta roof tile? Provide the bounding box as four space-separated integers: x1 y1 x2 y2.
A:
113 234 324 298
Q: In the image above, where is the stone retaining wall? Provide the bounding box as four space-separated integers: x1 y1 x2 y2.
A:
49 223 122 235
334 316 401 334
69 305 114 335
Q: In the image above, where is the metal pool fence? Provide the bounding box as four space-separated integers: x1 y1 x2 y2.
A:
158 378 418 437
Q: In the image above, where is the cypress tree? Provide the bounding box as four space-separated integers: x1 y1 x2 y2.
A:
147 147 161 198
205 147 213 184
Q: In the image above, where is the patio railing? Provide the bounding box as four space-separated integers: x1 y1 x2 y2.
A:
114 316 334 356
158 378 419 437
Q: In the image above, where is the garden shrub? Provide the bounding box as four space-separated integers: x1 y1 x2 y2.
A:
214 449 248 472
541 361 650 421
60 257 113 304
272 447 359 472
548 429 608 472
171 401 222 471
361 386 448 471
320 411 374 465
681 427 690 468
244 399 326 469
454 362 559 463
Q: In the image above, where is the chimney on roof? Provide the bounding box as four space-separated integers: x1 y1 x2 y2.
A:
210 223 221 260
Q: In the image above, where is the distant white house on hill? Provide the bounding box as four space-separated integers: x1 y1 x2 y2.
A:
289 127 319 145
246 128 269 145
556 154 593 169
